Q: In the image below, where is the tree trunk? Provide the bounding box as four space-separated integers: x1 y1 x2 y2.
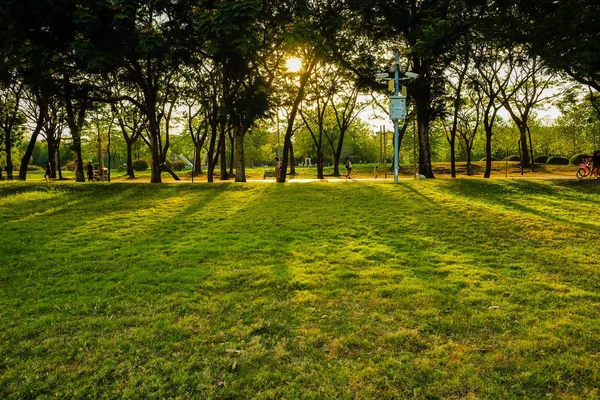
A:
316 144 324 179
289 141 295 175
417 112 434 178
194 143 203 175
148 115 162 183
519 125 530 167
57 143 64 179
449 137 456 178
126 139 135 178
484 129 492 178
465 147 472 176
19 99 46 181
527 125 535 172
219 129 228 180
234 132 246 182
228 133 235 176
207 122 218 183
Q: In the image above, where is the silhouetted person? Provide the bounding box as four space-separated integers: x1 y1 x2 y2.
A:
87 162 94 182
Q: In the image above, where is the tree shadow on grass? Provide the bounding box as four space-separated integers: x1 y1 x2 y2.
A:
437 179 600 232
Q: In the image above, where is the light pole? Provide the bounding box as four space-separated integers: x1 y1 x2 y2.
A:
381 53 418 183
393 53 401 183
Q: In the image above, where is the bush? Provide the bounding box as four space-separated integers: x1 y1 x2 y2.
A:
505 155 520 161
533 155 548 163
27 164 43 171
132 159 149 171
569 153 590 165
65 161 77 171
480 156 499 162
546 156 569 165
171 160 186 171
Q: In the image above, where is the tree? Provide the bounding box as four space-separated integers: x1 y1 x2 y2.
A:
471 45 517 178
498 54 560 168
457 83 483 175
0 73 26 180
329 78 371 176
345 0 475 178
300 63 336 179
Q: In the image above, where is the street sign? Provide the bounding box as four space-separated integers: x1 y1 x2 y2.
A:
390 95 406 120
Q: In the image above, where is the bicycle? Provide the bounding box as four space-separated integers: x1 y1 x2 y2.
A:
576 159 593 179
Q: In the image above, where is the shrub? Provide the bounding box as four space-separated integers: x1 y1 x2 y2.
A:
27 164 43 171
533 155 548 163
65 161 78 171
132 159 149 171
570 153 590 165
546 156 569 165
171 160 186 171
480 156 499 162
505 155 520 161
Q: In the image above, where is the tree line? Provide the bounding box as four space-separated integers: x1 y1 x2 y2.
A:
1 0 598 183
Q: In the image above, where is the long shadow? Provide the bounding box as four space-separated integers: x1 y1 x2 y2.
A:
437 179 600 232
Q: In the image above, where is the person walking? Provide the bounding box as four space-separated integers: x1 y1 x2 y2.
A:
87 162 94 182
44 161 52 181
345 158 352 179
274 157 282 181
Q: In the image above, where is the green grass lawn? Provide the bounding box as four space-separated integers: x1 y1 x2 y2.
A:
1 180 599 398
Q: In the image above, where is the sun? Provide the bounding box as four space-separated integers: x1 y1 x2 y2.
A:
286 57 302 73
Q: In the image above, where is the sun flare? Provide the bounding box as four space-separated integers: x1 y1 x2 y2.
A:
286 57 302 73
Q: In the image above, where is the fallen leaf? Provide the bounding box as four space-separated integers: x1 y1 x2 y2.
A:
232 361 237 371
217 380 224 387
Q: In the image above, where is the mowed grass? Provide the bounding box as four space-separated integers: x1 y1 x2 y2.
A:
1 179 600 399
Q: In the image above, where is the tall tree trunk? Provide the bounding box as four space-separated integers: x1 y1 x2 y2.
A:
449 137 456 178
316 148 324 179
413 95 434 178
234 132 246 182
207 122 218 183
194 143 203 175
126 139 135 178
527 125 535 172
289 141 295 175
484 129 492 178
219 129 228 180
519 125 530 167
47 138 57 179
417 112 434 178
57 143 64 179
465 146 472 176
148 114 162 183
228 133 235 175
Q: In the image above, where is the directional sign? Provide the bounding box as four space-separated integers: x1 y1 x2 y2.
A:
389 95 406 120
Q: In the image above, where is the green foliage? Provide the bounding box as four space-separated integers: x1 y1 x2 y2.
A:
132 159 148 171
26 164 43 171
1 181 600 398
533 155 548 163
480 156 499 162
171 160 185 171
546 156 569 165
570 153 590 165
505 155 520 161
